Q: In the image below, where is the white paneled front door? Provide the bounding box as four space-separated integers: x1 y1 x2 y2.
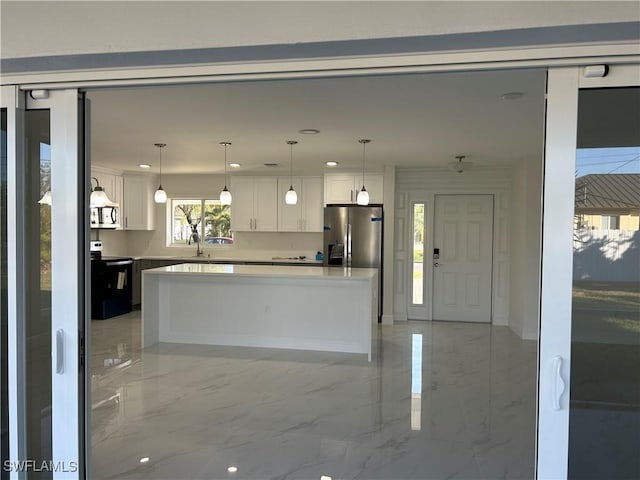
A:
432 194 494 322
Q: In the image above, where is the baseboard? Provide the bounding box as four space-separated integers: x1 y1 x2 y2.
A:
392 312 408 322
381 314 394 325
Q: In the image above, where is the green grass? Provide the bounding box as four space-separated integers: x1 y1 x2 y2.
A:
573 281 640 311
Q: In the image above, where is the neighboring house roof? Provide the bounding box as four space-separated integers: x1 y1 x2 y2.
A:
575 174 640 215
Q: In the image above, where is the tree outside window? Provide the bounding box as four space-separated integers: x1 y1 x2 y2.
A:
171 199 232 246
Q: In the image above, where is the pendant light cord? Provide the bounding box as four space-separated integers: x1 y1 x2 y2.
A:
154 143 166 186
286 140 297 186
224 143 228 185
361 141 366 186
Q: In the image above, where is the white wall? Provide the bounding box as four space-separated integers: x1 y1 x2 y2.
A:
2 2 637 59
509 156 543 341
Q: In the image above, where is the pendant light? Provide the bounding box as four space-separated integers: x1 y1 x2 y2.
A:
38 190 52 206
357 139 371 206
153 143 167 204
90 176 113 207
285 140 298 205
219 142 232 205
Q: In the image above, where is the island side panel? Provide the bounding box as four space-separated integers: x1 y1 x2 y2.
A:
155 274 373 357
141 271 160 348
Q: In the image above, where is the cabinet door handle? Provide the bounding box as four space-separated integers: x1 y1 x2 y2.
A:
254 218 257 230
350 189 353 202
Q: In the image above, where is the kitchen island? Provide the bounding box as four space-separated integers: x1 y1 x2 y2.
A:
142 263 378 360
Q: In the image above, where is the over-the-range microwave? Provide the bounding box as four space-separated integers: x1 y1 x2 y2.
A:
90 205 120 229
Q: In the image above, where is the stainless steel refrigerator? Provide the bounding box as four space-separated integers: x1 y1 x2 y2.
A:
323 205 383 321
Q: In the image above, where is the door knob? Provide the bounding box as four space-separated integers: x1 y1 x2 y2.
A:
433 262 440 267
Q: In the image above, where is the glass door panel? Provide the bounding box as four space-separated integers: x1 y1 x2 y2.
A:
568 87 640 479
25 109 53 478
22 90 85 479
412 203 425 305
408 201 428 319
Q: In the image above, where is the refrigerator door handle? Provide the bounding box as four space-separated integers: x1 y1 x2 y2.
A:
346 222 352 267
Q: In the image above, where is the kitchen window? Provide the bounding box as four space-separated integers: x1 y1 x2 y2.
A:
169 198 233 246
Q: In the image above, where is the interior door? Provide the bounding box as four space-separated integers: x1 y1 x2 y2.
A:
2 86 86 479
432 194 493 322
538 65 640 479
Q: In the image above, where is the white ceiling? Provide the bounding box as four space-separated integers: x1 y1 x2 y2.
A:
88 68 546 176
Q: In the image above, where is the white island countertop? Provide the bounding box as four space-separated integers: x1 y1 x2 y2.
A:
142 263 378 360
144 263 377 281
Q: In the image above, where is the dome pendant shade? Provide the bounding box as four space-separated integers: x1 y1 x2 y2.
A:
38 190 52 205
356 186 370 206
285 186 298 205
154 186 167 204
91 186 113 207
220 186 232 205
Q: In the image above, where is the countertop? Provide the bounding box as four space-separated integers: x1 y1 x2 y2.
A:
143 263 376 281
133 255 322 265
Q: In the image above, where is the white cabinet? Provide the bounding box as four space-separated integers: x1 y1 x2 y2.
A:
123 174 155 230
324 173 384 205
277 176 323 232
230 177 278 232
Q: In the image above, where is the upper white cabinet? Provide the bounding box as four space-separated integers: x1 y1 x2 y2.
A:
277 176 323 232
230 177 278 232
324 173 384 205
123 174 155 230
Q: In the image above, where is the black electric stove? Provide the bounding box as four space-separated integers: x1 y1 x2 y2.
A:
91 251 134 319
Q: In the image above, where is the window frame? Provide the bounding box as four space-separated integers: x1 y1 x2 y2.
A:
165 197 234 249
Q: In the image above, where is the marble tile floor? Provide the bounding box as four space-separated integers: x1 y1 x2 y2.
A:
91 312 538 480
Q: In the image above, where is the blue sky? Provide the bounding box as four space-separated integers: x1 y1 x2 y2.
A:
576 146 640 177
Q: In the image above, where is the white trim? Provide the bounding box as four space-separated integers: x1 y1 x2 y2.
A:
537 67 579 480
2 84 27 480
380 313 394 325
537 61 640 480
28 90 82 479
2 43 638 89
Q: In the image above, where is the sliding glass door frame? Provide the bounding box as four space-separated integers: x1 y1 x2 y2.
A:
2 86 86 479
537 64 640 479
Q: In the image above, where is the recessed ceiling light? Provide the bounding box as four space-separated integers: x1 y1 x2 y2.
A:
298 129 320 135
229 163 241 168
501 92 524 100
138 163 152 169
320 476 332 480
264 163 279 168
326 161 338 167
139 457 150 463
227 466 238 473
